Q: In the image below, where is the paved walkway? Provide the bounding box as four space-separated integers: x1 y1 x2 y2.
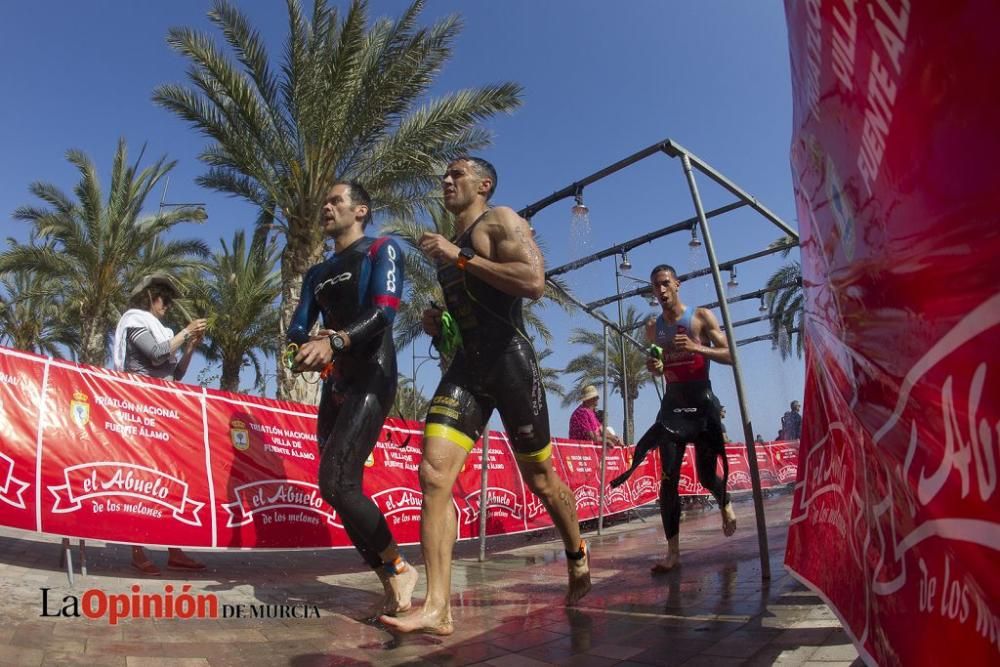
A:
0 494 862 666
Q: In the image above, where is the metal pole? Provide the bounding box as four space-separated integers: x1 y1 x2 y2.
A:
614 260 630 443
478 424 491 562
411 345 416 421
598 325 610 535
679 153 772 580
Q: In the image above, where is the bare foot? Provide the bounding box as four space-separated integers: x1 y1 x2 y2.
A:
382 564 418 615
650 551 680 574
721 502 737 537
565 543 592 606
380 606 454 635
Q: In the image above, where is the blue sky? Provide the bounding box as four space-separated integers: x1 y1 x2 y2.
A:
0 1 803 442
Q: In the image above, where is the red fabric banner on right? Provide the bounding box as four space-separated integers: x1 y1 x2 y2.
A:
783 1 1000 664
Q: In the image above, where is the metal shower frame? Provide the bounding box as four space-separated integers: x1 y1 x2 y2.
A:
518 138 799 581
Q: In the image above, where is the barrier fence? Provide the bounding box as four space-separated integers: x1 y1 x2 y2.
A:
0 345 796 549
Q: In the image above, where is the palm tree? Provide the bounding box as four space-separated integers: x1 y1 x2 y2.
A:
183 229 282 392
536 347 566 403
0 240 78 357
154 0 522 401
393 374 430 422
764 236 804 359
0 140 208 366
562 305 654 443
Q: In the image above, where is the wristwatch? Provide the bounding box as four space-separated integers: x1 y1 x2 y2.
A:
456 247 475 271
329 332 347 352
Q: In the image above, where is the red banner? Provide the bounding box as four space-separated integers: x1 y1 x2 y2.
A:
0 349 42 531
0 347 796 552
784 1 1000 664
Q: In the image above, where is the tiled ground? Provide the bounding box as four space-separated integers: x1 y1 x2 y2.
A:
0 494 863 666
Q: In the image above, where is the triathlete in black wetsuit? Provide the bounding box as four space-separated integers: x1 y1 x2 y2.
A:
288 181 416 616
382 157 590 636
612 264 737 573
425 212 551 462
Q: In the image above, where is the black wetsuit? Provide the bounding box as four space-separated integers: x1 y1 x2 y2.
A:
610 307 729 540
287 235 404 568
425 215 551 461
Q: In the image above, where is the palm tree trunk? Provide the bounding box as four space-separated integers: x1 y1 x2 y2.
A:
276 214 324 405
219 354 243 393
80 316 107 368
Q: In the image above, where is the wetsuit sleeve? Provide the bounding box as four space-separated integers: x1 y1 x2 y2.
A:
341 237 404 345
286 266 321 345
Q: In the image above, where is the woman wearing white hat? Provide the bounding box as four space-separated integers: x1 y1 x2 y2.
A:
111 273 208 575
568 385 623 447
112 274 207 381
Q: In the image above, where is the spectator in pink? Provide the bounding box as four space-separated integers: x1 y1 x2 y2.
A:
569 385 623 447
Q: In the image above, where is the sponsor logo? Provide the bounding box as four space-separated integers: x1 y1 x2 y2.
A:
372 487 423 517
316 272 352 292
573 485 600 508
631 475 657 502
222 480 332 527
461 487 523 523
49 463 204 526
385 243 397 292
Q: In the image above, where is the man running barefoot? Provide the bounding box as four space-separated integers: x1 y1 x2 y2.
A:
381 157 591 635
610 264 736 572
288 181 417 617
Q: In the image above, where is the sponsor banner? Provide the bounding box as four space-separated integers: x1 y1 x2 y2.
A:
553 440 602 521
784 1 1000 664
769 441 799 486
0 350 43 530
367 421 425 545
0 347 798 552
40 363 211 547
621 445 661 508
455 430 527 540
602 448 635 514
723 446 753 495
203 391 338 549
674 442 793 497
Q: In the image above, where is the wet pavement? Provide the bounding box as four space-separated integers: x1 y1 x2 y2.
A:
0 494 862 666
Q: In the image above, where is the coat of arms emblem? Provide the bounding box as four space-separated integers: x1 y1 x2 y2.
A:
229 419 250 451
69 391 90 428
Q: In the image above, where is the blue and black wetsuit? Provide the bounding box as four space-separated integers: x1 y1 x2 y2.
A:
287 235 404 568
611 307 729 540
425 215 552 462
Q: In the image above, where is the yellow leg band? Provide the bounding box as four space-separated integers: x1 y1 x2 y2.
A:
425 423 476 453
515 442 553 463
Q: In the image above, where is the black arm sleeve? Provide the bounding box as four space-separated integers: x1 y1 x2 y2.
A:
341 308 390 347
